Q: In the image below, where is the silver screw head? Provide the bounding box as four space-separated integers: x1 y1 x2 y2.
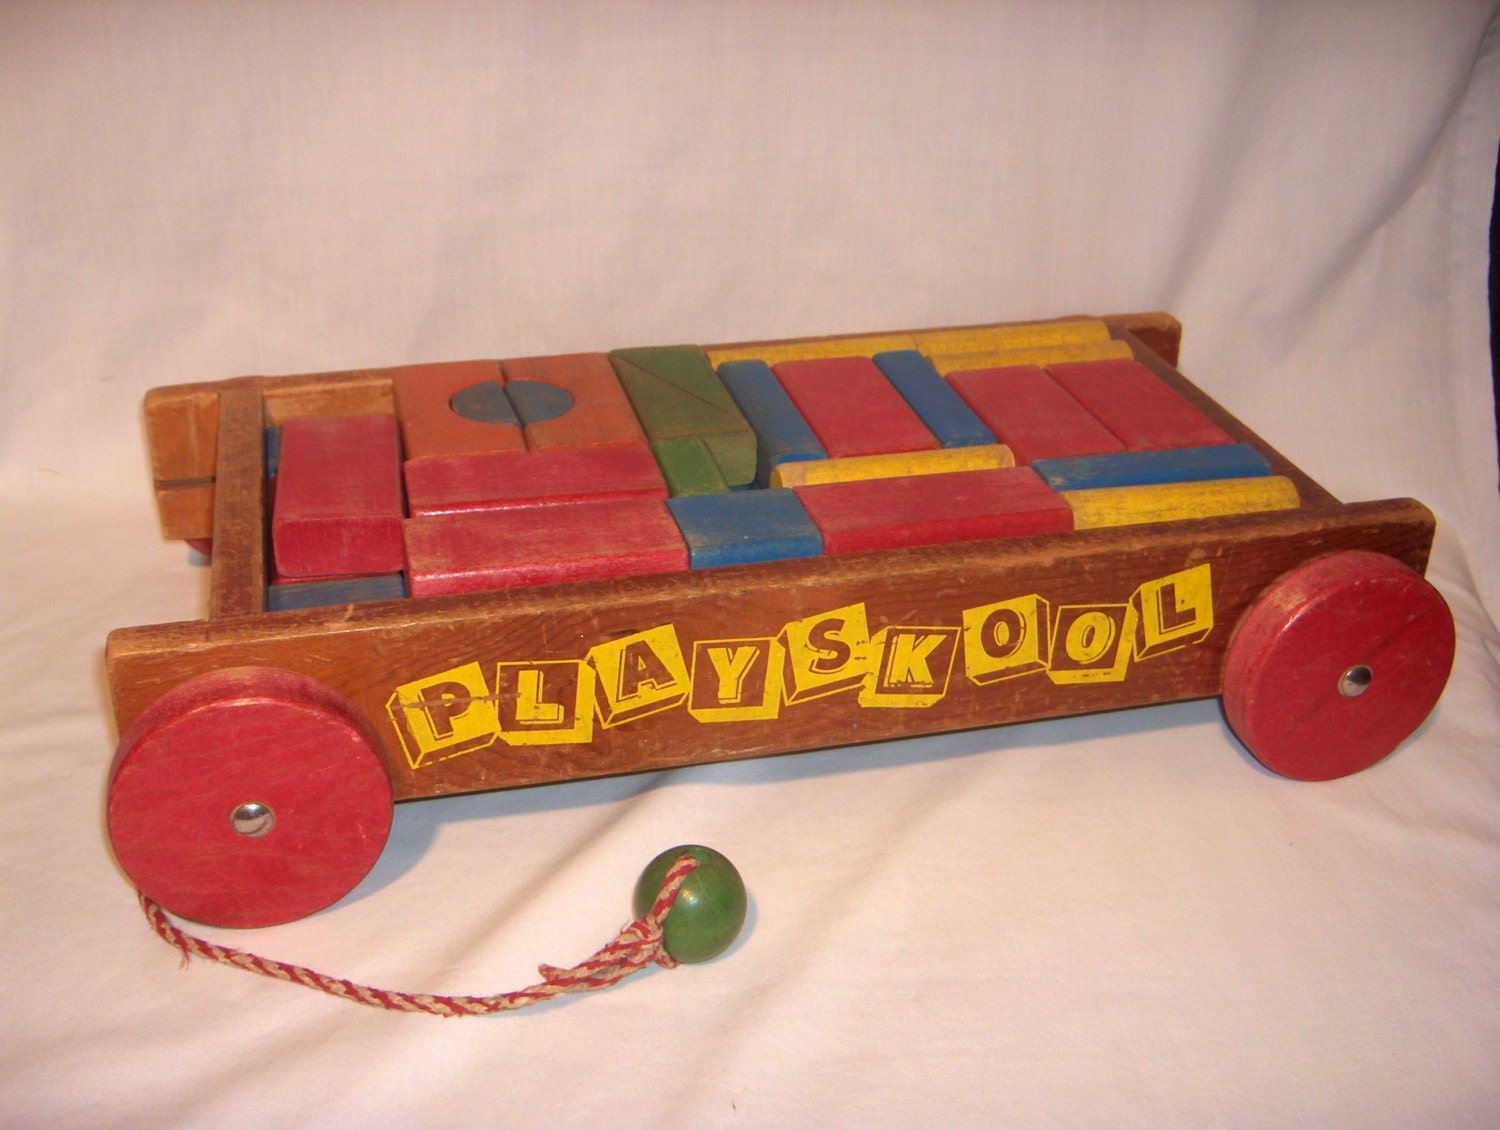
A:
1339 664 1373 698
230 802 275 838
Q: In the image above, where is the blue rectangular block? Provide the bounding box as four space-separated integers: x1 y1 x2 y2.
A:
873 350 997 448
717 359 826 487
667 490 824 569
1029 443 1273 492
264 425 282 478
267 572 408 612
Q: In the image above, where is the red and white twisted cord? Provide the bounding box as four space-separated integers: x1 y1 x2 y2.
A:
139 853 700 1016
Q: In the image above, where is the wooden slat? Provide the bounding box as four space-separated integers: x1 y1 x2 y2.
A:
106 497 1436 800
208 387 266 619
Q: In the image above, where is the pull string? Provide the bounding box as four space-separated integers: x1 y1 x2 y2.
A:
139 853 701 1017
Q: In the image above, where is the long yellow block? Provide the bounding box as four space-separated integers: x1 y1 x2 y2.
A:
932 338 1135 376
1063 475 1301 529
914 318 1111 357
706 333 917 368
770 444 1015 488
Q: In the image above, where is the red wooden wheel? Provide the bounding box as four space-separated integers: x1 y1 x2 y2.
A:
107 668 394 927
1222 550 1455 780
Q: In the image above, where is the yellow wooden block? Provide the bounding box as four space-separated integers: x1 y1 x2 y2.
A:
770 444 1014 488
706 333 916 368
1063 476 1301 529
914 318 1111 357
932 338 1135 375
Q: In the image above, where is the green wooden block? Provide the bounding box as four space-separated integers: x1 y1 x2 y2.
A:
653 436 730 497
609 346 757 488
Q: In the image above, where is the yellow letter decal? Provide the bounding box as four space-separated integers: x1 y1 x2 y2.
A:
688 638 785 722
860 626 959 707
1046 603 1139 684
1132 563 1214 659
385 661 500 769
587 624 691 727
962 594 1052 685
779 603 871 704
496 660 595 745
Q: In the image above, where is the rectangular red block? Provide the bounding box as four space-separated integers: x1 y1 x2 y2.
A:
272 414 405 578
793 466 1073 554
501 353 648 450
391 360 526 460
772 356 940 458
403 497 689 595
404 445 668 515
1046 359 1235 450
946 365 1126 464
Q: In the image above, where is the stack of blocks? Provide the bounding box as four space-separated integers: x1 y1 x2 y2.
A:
262 318 1300 611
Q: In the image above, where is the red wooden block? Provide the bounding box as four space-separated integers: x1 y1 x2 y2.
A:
1222 550 1455 780
501 353 648 450
404 444 668 515
392 360 525 460
271 413 405 579
793 466 1073 554
1047 359 1235 450
946 365 1126 464
106 668 393 928
404 497 689 595
771 356 940 458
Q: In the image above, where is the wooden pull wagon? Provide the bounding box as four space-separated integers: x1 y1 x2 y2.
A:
103 313 1456 929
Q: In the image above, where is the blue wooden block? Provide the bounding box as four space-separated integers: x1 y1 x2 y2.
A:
1029 443 1273 492
267 573 408 612
873 350 997 449
264 425 282 478
667 490 824 569
717 359 827 487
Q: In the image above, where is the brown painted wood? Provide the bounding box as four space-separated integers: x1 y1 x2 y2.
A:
107 496 1436 802
208 387 266 619
1102 312 1182 367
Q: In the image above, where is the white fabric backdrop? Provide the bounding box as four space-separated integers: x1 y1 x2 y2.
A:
3 2 1498 1125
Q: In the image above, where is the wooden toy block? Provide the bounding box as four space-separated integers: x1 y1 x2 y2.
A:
1046 358 1236 450
403 497 688 596
947 365 1127 463
666 491 824 568
794 466 1073 554
267 574 408 613
650 436 730 496
912 317 1111 357
706 333 916 369
1062 475 1301 529
271 414 405 579
392 360 525 460
1029 444 1273 492
931 338 1134 375
404 444 668 515
716 359 827 487
772 356 941 459
264 426 282 478
609 346 758 487
500 353 647 450
156 481 217 542
769 444 1014 488
872 350 998 448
